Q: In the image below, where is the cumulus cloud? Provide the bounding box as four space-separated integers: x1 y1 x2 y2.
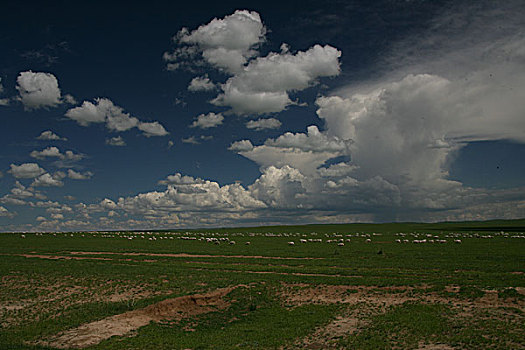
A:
182 136 200 145
212 44 341 115
36 130 67 141
137 121 169 137
188 75 216 92
8 163 46 178
189 112 224 129
181 135 213 144
0 182 47 207
15 71 73 110
228 140 253 152
67 169 93 180
0 206 14 218
31 172 65 187
231 125 350 176
166 10 341 116
106 136 126 146
248 165 307 208
0 77 8 105
29 146 84 162
65 98 168 137
116 173 266 221
65 98 135 129
246 117 281 131
165 10 266 73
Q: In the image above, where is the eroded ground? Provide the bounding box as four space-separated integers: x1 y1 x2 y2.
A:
2 270 523 349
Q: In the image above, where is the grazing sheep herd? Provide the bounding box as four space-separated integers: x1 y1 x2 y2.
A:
12 229 525 249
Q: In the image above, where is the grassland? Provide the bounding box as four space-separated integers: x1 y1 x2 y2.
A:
0 220 524 349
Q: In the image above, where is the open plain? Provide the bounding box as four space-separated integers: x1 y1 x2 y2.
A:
1 220 524 349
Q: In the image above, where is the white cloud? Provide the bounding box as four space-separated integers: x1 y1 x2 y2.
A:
246 117 281 131
318 162 357 178
100 198 118 210
212 86 290 115
36 130 67 141
29 146 84 162
188 75 216 92
50 213 64 220
106 136 126 146
248 165 307 208
16 71 64 110
231 125 350 176
317 67 525 190
30 146 62 159
181 135 213 145
190 112 224 129
0 206 14 218
137 121 169 137
166 11 341 117
31 172 65 187
8 163 46 178
228 140 253 152
167 10 266 73
63 94 77 104
65 99 106 125
0 78 10 106
212 44 341 115
67 169 93 180
0 182 46 206
65 98 168 137
158 173 206 186
182 136 200 145
65 98 135 129
118 173 266 216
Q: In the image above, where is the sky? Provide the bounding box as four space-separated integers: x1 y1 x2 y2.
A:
0 0 524 231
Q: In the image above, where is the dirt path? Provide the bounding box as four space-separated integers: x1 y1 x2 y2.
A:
69 251 323 260
18 254 113 261
39 286 243 349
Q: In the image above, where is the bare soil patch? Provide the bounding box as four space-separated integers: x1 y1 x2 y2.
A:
417 342 456 349
281 283 524 349
39 286 244 349
293 315 362 349
0 275 166 327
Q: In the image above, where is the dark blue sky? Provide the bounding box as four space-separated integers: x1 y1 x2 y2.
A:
1 0 524 231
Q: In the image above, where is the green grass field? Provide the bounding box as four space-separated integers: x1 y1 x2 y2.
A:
1 220 524 349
